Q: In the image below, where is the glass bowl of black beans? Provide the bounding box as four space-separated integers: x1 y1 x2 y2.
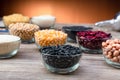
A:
41 45 82 74
62 26 93 43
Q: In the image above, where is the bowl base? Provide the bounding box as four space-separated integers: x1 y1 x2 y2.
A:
0 49 18 59
79 45 102 54
44 63 79 74
104 56 120 68
22 38 34 44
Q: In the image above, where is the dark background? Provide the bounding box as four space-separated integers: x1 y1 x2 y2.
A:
0 0 120 23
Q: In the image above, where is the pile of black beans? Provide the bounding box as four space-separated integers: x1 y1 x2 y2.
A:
41 45 82 68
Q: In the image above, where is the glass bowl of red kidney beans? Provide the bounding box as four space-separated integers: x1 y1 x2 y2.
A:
41 45 82 74
76 30 112 54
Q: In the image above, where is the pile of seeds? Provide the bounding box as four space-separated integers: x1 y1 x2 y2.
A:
34 30 67 47
41 45 82 68
3 13 30 27
9 23 39 41
102 39 120 63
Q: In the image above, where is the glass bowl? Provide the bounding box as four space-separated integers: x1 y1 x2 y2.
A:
102 39 120 68
76 31 111 54
0 35 21 58
3 13 30 29
62 26 92 43
9 23 39 44
40 45 82 74
31 15 56 29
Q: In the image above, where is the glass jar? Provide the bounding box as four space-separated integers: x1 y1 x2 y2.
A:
76 31 111 54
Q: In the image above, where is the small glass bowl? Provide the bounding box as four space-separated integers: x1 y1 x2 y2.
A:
76 36 110 54
8 23 39 44
31 15 56 29
40 45 82 74
41 53 82 74
0 35 21 58
103 55 120 68
3 14 30 29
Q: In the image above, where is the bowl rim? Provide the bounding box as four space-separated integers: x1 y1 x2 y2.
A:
62 26 93 32
41 52 82 57
0 35 21 43
31 15 56 20
76 35 112 41
76 30 112 41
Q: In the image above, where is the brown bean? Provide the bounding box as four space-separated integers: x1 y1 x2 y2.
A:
102 42 107 47
113 50 119 57
106 45 112 51
108 51 112 56
116 44 120 50
111 57 119 62
109 41 115 45
117 56 120 62
106 55 112 59
119 49 120 52
112 47 116 51
106 40 110 45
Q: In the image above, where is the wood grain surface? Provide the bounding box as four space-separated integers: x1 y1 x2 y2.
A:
0 24 120 80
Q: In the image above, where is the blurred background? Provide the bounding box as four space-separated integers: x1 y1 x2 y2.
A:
0 0 120 24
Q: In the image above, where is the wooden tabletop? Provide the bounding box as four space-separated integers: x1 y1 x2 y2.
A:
0 24 120 80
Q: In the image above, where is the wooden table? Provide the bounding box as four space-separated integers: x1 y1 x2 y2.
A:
0 24 120 80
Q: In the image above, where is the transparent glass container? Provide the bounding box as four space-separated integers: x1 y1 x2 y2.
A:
76 36 111 54
0 35 21 58
103 55 120 68
41 53 82 74
8 23 39 44
31 15 56 29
